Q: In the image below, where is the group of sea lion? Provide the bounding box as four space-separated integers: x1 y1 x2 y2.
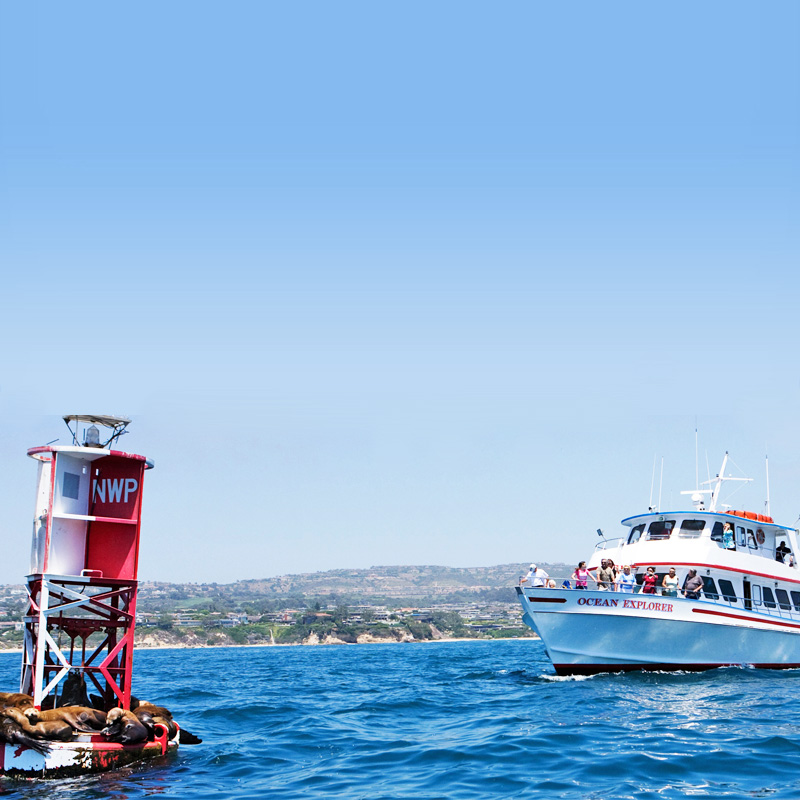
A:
0 690 201 751
104 700 202 745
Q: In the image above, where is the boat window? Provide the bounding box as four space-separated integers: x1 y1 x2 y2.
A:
791 591 800 611
711 521 724 542
679 519 706 537
718 579 737 603
776 588 791 611
752 585 762 606
762 587 777 609
747 529 757 549
701 576 719 600
627 524 645 545
736 526 747 547
647 520 675 540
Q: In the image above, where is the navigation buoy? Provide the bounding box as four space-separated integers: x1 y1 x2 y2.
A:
0 415 188 778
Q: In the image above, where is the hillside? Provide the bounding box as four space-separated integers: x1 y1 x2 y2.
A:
0 564 571 650
135 562 571 611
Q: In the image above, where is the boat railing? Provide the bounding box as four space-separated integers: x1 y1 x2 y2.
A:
520 578 800 623
594 538 624 551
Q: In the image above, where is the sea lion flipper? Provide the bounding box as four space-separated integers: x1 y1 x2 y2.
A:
178 729 202 744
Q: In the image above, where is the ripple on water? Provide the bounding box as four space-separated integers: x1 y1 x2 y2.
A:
1 641 800 799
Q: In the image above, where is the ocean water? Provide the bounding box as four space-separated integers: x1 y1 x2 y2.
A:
1 640 800 798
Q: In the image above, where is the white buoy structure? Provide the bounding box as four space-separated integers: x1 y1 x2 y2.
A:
0 415 178 777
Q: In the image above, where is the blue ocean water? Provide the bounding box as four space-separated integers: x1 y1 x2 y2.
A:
1 640 800 798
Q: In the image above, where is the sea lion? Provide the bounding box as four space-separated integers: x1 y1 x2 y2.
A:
57 671 90 708
0 712 50 754
25 705 106 732
133 701 202 744
133 703 176 738
2 707 73 741
177 727 203 745
102 708 151 744
0 692 34 710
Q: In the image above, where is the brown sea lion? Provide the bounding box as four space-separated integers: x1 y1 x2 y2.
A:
0 692 34 710
102 708 151 744
133 703 176 737
133 702 202 744
0 712 50 754
25 705 106 732
2 707 73 741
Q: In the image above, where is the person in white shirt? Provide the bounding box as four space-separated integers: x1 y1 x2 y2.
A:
521 563 549 587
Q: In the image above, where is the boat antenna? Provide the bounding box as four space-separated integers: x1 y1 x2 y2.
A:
686 451 752 512
765 453 771 517
695 419 699 491
649 454 657 511
658 457 664 512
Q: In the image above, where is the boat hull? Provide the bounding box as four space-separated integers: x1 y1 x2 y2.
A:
518 587 800 675
0 728 177 779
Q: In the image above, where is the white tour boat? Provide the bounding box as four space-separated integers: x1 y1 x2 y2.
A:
517 454 800 675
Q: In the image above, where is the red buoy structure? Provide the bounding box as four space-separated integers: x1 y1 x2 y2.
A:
0 415 181 778
22 415 152 711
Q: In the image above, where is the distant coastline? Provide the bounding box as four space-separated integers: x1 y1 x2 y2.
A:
0 635 539 656
0 563 556 652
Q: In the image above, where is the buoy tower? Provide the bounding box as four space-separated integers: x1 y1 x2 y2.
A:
22 415 153 711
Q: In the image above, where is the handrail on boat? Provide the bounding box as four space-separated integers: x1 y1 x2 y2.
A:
520 580 800 624
594 538 624 551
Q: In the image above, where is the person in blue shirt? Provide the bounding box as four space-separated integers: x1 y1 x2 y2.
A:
722 523 735 550
615 565 637 593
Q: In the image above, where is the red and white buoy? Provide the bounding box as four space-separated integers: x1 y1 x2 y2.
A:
2 415 178 778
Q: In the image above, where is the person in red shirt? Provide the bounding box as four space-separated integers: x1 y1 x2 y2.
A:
641 566 658 594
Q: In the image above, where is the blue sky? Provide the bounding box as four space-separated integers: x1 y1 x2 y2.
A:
1 2 799 584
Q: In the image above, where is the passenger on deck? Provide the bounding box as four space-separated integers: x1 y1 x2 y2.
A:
682 569 703 600
572 561 591 589
722 523 735 550
776 542 790 563
520 564 549 587
596 559 615 591
662 567 679 597
641 566 658 594
615 565 636 593
520 564 534 585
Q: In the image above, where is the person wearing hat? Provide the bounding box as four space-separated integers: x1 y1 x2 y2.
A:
520 563 549 587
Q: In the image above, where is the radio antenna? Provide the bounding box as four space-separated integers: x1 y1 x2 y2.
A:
649 454 657 510
766 453 771 517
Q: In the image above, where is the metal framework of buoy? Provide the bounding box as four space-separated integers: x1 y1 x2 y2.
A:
21 415 153 711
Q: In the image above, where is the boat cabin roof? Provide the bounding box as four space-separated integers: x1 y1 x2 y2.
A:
62 414 132 427
621 511 795 533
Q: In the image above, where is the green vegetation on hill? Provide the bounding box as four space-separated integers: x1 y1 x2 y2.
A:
134 562 569 614
0 564 568 649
